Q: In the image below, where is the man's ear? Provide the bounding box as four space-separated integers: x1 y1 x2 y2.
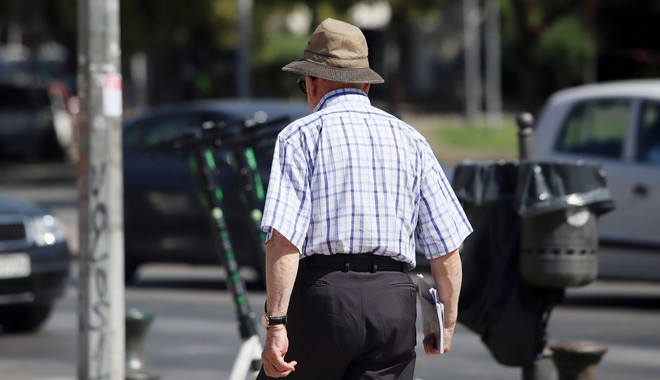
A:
308 76 318 97
362 83 371 94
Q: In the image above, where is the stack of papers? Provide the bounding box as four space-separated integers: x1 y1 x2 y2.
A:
417 274 445 354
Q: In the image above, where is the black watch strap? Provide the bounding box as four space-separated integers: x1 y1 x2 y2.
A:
263 314 288 328
263 301 288 328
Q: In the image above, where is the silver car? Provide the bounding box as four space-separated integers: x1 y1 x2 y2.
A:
532 80 660 249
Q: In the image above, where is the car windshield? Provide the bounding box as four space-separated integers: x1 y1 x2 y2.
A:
124 114 207 152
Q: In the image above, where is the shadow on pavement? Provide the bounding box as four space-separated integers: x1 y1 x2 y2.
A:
561 293 660 310
129 274 265 292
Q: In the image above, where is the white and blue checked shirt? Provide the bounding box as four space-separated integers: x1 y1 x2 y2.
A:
261 88 472 267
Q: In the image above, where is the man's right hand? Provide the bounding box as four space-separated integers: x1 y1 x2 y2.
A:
261 325 297 377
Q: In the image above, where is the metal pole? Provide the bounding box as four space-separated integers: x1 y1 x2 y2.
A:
516 110 556 380
237 0 253 98
485 0 502 128
463 0 482 124
523 348 558 380
130 52 149 112
77 0 125 379
516 112 535 160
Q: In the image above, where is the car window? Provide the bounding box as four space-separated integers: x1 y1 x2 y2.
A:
635 101 660 165
555 99 630 159
141 116 204 146
124 114 206 152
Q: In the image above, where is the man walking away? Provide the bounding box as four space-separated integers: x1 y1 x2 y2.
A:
258 18 473 380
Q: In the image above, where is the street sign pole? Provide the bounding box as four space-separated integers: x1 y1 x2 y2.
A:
77 0 125 379
463 0 482 124
485 0 502 128
237 0 253 98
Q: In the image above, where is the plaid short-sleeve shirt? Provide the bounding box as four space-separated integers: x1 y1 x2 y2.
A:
261 88 472 267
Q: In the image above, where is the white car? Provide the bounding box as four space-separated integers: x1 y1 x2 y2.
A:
532 80 660 249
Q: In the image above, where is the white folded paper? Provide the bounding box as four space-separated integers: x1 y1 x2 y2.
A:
417 273 445 354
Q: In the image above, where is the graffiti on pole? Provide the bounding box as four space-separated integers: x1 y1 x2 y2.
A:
88 160 110 379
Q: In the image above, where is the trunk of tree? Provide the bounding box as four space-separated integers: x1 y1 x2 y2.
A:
387 1 410 115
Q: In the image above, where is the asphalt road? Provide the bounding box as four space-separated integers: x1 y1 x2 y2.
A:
1 161 659 380
1 265 659 380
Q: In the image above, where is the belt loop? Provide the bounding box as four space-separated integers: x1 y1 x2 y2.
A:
343 255 350 272
370 256 377 273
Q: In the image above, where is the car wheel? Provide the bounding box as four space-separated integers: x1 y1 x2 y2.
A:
0 303 53 333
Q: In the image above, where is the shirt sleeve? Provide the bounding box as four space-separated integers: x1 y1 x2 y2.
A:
415 146 473 259
260 135 311 252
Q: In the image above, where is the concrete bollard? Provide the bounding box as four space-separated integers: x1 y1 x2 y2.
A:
549 340 608 380
126 308 160 380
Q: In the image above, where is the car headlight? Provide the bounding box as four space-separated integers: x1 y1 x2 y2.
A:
31 214 66 247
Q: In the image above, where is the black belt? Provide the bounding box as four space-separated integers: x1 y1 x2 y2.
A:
300 254 407 273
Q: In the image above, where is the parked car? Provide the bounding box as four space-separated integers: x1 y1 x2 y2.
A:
0 194 70 333
532 79 660 249
123 99 309 283
0 73 74 161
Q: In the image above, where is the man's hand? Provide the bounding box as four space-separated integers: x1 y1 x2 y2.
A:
422 333 439 355
261 325 297 377
422 325 455 355
428 249 462 355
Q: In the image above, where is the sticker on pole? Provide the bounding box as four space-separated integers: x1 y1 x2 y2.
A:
102 74 123 117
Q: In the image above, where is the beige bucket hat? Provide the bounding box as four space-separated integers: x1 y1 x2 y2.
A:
282 18 384 84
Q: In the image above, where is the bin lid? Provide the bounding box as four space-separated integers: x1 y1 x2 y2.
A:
452 160 519 206
452 160 615 217
514 161 615 217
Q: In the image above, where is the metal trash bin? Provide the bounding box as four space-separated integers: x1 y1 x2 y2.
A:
454 115 616 378
514 162 615 288
452 159 614 369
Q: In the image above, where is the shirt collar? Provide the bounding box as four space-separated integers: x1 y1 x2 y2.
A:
314 88 371 112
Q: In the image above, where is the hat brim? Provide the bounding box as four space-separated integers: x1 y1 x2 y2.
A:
282 59 384 84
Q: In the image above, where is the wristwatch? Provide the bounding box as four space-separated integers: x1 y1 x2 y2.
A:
262 314 288 328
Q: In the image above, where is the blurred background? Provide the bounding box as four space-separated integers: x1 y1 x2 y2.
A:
1 3 659 379
2 1 659 275
0 0 658 123
1 1 659 279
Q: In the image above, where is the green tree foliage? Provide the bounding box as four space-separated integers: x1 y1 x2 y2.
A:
120 0 242 101
506 0 595 109
534 15 595 89
15 0 653 110
121 0 225 54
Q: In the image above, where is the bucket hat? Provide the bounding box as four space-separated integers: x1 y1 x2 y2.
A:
282 18 384 84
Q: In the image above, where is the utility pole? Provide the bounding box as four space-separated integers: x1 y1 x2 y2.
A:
237 0 253 98
463 0 482 124
485 0 502 128
77 0 125 379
